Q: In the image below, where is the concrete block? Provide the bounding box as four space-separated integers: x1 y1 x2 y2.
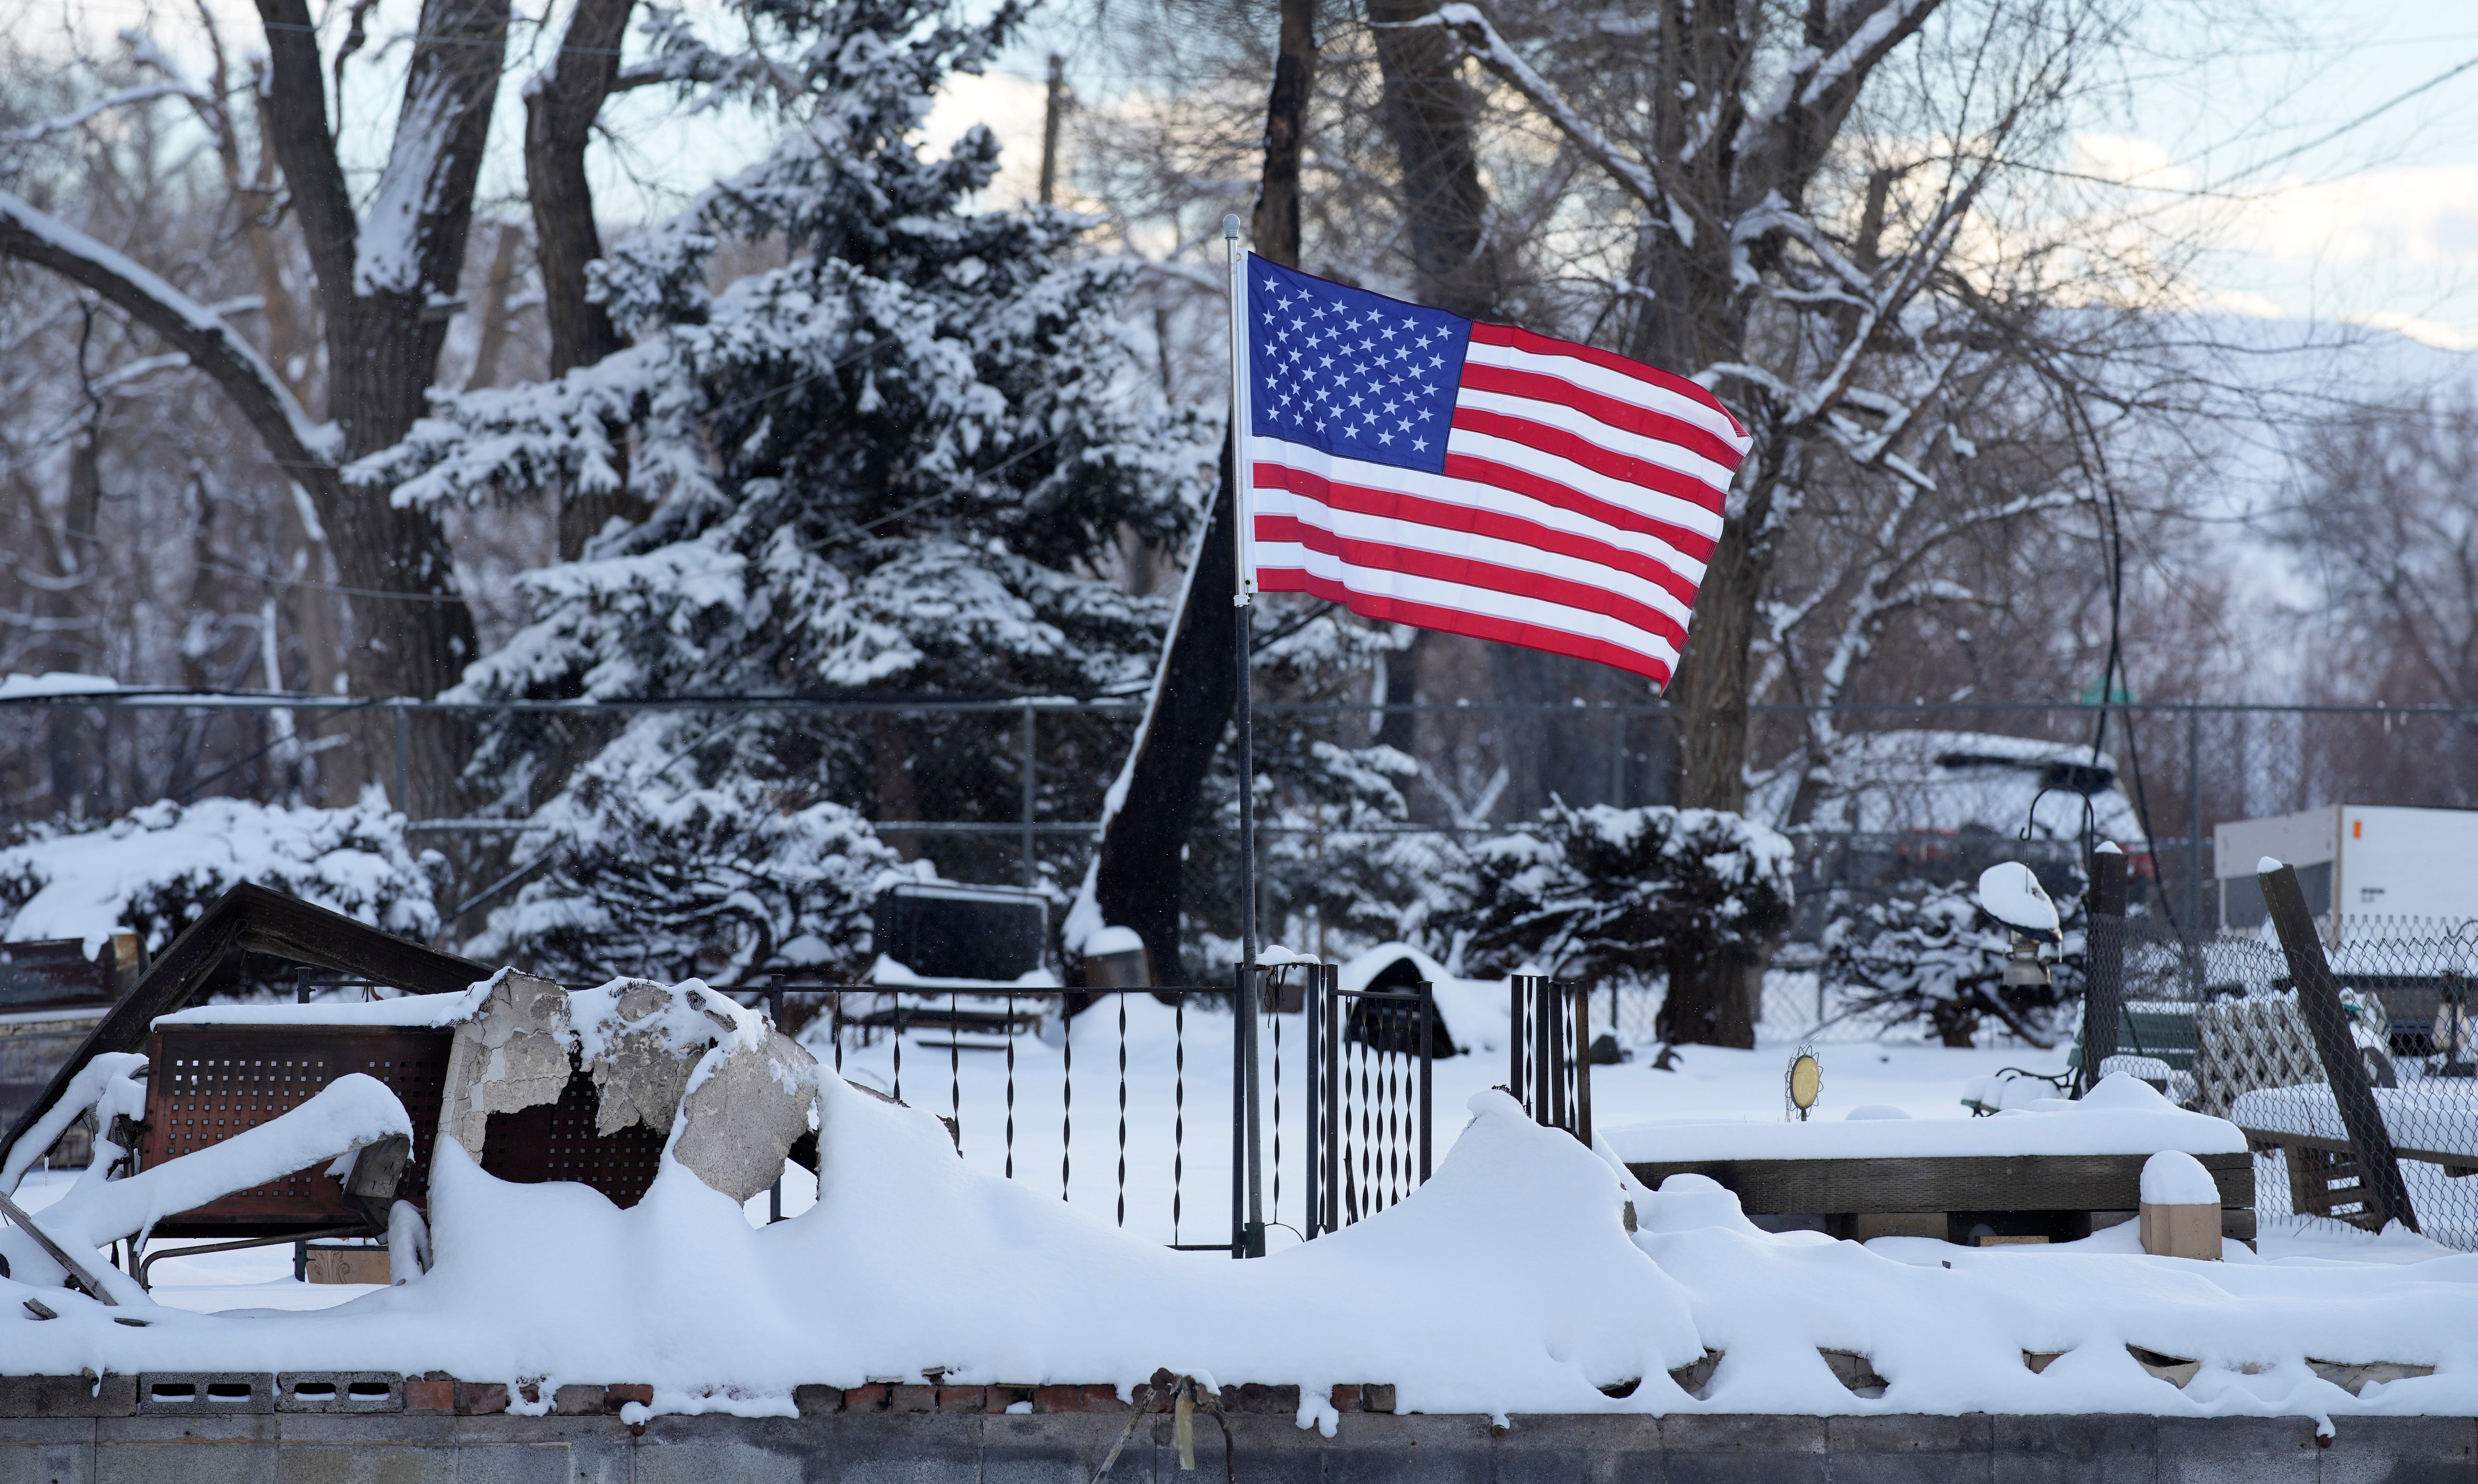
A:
1493 1412 1616 1484
0 1418 94 1484
0 1375 135 1418
822 1410 982 1484
631 1418 810 1484
431 1443 571 1484
1825 1414 1993 1484
984 1413 1138 1484
94 1416 279 1484
1178 1409 1324 1484
272 1373 400 1413
135 1374 274 1416
2154 1415 2317 1484
1991 1414 2155 1484
267 1441 455 1482
1660 1414 1827 1484
2316 1416 2478 1484
1318 1412 1494 1484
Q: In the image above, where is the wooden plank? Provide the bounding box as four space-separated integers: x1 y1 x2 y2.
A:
1624 1151 2253 1214
2241 1126 2478 1179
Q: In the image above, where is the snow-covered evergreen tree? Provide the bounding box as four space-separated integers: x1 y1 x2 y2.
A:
1445 804 1794 1031
358 0 1215 977
1821 878 2088 1048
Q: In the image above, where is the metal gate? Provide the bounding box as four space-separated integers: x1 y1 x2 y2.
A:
1298 963 1437 1236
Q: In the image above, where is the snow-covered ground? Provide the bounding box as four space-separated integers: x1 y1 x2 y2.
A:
21 1002 2456 1322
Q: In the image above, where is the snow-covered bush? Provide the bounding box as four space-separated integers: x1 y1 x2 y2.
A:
465 773 904 985
1445 804 1794 992
358 0 1215 913
1821 878 2086 1047
0 792 442 953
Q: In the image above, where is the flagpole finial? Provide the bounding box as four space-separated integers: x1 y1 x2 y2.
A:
1223 213 1242 240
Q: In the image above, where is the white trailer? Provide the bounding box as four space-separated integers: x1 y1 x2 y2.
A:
2214 804 2478 940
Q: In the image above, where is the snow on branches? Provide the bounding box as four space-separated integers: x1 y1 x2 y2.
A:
464 770 902 986
1822 877 2086 1048
0 792 443 955
355 0 1215 938
1446 803 1794 993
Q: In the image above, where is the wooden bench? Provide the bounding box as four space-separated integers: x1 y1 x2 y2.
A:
1626 1150 2255 1245
2237 1125 2478 1231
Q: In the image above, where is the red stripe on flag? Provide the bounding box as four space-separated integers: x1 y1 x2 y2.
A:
1257 565 1674 685
1467 321 1744 439
1251 463 1703 608
1452 405 1729 517
1433 449 1719 561
1458 360 1748 473
1254 513 1690 652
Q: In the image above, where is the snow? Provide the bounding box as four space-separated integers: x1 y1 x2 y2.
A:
156 988 489 1030
2230 1085 2478 1160
1976 862 2060 937
351 73 456 299
7 1011 2474 1421
0 792 440 956
2143 1151 2221 1206
2259 856 2285 875
1605 1073 2245 1162
0 671 119 698
0 1052 145 1197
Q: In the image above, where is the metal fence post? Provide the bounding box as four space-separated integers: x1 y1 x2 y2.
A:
1417 980 1434 1181
2186 705 2205 932
1019 699 1037 890
2081 846 2127 1095
1571 981 1592 1148
2259 860 2419 1233
391 701 411 815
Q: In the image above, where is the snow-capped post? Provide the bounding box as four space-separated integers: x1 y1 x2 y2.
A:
2079 843 2129 1096
2257 857 2419 1233
1226 211 1266 1259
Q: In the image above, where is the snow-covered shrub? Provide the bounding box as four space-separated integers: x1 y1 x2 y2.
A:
1445 803 1794 989
465 773 903 985
0 792 443 954
358 0 1215 903
1820 878 2086 1047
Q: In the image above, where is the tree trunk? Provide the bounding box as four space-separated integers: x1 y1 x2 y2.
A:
525 0 649 562
1370 0 1497 319
1250 0 1315 268
253 0 503 812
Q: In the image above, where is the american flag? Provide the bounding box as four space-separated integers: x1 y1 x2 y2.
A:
1242 255 1751 687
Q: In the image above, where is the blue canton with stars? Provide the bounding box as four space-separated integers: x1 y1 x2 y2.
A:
1247 255 1473 478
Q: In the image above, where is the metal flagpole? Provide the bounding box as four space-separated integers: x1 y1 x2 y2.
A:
1224 214 1265 1258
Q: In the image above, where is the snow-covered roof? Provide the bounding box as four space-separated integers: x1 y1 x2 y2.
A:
1604 1073 2242 1160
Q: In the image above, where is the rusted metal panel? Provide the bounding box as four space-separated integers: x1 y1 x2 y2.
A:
140 1027 452 1235
139 1023 668 1236
0 884 489 1177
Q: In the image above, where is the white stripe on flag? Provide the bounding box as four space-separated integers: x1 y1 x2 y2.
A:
1462 338 1750 452
1250 436 1712 581
1452 385 1740 493
1256 479 1698 630
1253 538 1684 670
1443 426 1728 541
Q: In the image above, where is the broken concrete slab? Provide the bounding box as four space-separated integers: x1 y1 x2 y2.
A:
673 1028 818 1204
438 971 572 1159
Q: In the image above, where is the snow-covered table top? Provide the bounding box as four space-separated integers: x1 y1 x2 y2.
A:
1604 1074 2248 1162
154 987 488 1030
2229 1084 2478 1163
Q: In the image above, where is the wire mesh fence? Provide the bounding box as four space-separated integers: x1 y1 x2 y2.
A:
2105 919 2478 1250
